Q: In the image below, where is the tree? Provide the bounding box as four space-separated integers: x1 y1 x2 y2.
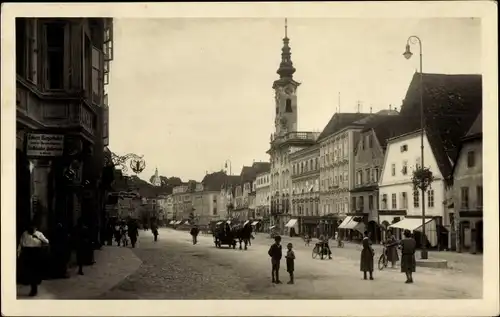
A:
411 166 435 196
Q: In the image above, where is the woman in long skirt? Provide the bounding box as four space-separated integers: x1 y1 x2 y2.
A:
18 224 49 296
400 229 416 283
386 230 400 268
360 231 374 280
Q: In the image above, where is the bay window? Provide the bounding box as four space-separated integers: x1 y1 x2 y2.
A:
45 22 65 90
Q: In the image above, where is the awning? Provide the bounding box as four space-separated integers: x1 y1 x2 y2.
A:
269 225 276 230
169 220 175 224
338 216 353 229
389 218 433 231
251 221 260 226
243 220 250 226
178 220 186 225
285 218 298 228
216 221 223 225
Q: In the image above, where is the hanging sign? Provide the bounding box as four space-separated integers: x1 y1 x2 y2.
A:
26 133 64 157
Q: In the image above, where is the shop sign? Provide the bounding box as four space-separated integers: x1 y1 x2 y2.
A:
26 133 64 157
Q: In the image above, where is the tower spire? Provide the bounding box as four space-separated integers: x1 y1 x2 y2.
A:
276 18 296 79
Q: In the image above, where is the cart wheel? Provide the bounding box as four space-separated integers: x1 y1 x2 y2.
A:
378 254 386 270
312 246 319 259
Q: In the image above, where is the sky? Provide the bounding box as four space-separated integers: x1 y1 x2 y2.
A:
107 18 481 182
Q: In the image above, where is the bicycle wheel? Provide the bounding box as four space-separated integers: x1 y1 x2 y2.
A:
312 246 319 259
378 254 386 270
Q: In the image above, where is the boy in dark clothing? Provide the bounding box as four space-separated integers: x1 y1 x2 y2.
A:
190 225 200 245
268 235 282 284
285 242 295 284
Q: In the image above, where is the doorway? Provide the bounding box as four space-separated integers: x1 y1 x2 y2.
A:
16 149 31 244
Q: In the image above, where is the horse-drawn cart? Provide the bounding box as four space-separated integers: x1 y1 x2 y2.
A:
213 221 236 249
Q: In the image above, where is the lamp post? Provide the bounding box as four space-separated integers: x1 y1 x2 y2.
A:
403 35 428 260
224 160 232 175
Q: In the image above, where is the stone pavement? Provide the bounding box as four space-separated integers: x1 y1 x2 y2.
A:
17 244 142 299
100 228 482 299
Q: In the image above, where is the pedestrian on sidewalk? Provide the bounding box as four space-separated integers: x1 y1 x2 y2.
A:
268 235 283 284
128 220 139 248
385 230 400 268
190 225 200 245
73 218 90 275
51 223 70 279
285 242 295 284
360 230 374 280
114 223 122 246
17 223 49 296
152 224 159 242
400 229 416 283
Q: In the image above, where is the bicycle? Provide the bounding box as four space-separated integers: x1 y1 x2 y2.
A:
378 245 388 270
312 243 331 260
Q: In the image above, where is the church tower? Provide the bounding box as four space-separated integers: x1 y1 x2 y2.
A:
151 167 161 187
273 18 300 136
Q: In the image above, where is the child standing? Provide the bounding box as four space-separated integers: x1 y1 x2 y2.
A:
285 242 295 284
268 235 282 284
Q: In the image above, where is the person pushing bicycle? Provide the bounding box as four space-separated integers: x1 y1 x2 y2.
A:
317 235 332 259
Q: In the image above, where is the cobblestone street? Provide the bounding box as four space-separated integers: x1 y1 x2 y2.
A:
99 229 482 299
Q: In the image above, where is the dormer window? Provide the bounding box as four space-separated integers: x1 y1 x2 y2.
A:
400 144 408 152
285 99 292 112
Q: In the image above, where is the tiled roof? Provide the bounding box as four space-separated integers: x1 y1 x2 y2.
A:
317 112 371 142
240 162 271 183
361 114 410 149
464 110 482 138
398 73 482 180
202 171 232 192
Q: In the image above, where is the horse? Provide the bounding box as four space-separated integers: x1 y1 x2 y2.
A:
233 222 253 250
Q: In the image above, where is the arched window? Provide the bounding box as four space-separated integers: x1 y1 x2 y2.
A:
285 99 292 112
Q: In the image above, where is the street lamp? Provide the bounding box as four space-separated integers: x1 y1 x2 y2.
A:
403 35 428 260
224 159 232 175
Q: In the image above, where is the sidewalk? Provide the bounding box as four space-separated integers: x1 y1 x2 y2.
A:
17 245 142 299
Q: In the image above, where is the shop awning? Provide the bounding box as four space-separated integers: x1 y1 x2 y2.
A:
216 221 223 225
243 220 250 226
285 218 298 228
169 220 175 224
269 225 276 230
251 221 260 226
389 217 433 231
338 216 353 229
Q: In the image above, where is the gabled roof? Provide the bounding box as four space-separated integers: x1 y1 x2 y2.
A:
202 171 229 192
397 73 482 180
464 110 482 138
361 114 410 149
240 162 271 183
317 112 371 142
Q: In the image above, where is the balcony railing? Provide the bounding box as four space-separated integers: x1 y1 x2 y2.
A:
271 131 319 144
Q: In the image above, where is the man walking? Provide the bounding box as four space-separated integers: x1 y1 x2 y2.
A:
268 235 283 284
190 225 200 245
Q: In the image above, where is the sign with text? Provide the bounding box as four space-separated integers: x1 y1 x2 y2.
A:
26 133 64 157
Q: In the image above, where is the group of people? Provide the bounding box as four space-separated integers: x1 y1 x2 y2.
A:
106 220 160 247
267 228 417 285
17 218 97 297
360 229 417 283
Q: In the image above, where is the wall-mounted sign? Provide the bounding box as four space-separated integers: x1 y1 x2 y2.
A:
26 133 64 157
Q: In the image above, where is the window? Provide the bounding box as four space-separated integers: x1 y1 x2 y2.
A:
368 195 374 210
391 193 397 209
368 134 373 148
413 190 420 208
351 197 356 211
16 18 27 76
46 22 65 90
362 137 365 150
400 144 408 152
401 192 408 209
356 170 362 185
381 194 388 209
91 46 103 103
477 186 483 208
467 151 475 168
285 99 292 112
428 189 435 208
213 207 217 215
359 196 364 210
372 167 379 183
402 161 408 175
460 187 469 209
26 19 38 83
391 164 396 176
365 168 370 184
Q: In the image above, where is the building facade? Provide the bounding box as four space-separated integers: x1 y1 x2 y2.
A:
164 195 174 222
378 130 445 247
290 144 320 236
255 171 271 231
16 18 114 244
267 22 317 234
452 111 483 253
172 184 191 221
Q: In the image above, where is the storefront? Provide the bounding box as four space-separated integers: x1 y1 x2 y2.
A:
389 215 442 249
377 210 406 242
457 211 483 254
337 213 367 241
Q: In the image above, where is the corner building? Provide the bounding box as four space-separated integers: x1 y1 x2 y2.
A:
16 18 114 243
266 21 317 235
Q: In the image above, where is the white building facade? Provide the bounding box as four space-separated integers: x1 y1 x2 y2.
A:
255 171 271 231
378 130 447 248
